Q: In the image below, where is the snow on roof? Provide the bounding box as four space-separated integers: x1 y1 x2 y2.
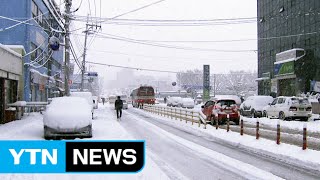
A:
0 43 22 58
4 45 26 55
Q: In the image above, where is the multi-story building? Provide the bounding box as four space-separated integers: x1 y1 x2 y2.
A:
0 0 65 101
257 0 320 96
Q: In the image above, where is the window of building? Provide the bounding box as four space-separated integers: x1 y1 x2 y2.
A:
31 0 38 18
38 10 43 26
30 43 37 61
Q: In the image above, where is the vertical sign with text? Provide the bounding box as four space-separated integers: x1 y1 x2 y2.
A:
203 65 210 102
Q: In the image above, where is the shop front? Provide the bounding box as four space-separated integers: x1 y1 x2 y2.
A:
0 45 23 124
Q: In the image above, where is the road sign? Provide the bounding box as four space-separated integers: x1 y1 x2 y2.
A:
203 65 210 102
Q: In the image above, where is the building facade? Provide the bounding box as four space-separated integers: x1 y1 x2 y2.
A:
0 0 65 101
257 0 320 96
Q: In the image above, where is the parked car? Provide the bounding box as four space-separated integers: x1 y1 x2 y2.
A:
70 92 94 119
122 100 128 109
239 96 273 118
180 98 195 108
43 97 93 140
167 97 182 107
92 96 99 109
202 98 240 125
263 96 312 121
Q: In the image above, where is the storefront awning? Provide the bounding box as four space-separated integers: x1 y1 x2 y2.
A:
274 57 297 65
255 77 270 81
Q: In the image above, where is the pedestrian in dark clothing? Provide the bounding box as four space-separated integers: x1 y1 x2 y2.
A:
164 97 167 104
102 97 105 105
115 96 123 119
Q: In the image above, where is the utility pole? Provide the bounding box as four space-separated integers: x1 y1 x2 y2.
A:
64 0 72 96
80 15 89 91
80 15 101 91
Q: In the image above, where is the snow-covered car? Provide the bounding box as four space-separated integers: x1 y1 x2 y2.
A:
239 96 273 118
122 100 128 109
202 99 240 125
167 97 182 107
92 96 99 109
43 97 93 140
263 96 312 121
70 92 94 119
180 98 195 108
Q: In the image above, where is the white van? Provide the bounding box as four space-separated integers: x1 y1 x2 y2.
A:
70 92 94 119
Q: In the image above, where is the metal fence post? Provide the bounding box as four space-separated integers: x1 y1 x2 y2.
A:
240 118 243 135
303 123 307 150
175 108 177 120
191 111 194 125
180 109 182 121
227 114 230 132
256 118 259 140
198 112 201 127
215 117 219 130
277 120 280 145
185 110 187 123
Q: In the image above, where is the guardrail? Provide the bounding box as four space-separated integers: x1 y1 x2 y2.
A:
143 104 208 129
143 104 315 150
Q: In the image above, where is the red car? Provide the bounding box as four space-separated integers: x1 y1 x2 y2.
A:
202 99 240 125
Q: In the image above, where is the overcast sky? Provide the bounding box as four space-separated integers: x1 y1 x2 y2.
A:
61 0 257 81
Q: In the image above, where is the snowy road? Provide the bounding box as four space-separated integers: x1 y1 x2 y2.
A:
121 107 320 180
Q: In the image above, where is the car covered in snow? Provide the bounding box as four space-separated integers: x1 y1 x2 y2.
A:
180 98 195 108
167 97 182 107
70 92 94 119
263 96 312 121
202 98 240 125
239 95 273 118
43 97 93 140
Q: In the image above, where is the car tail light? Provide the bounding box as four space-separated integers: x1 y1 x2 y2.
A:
289 107 297 111
306 107 312 111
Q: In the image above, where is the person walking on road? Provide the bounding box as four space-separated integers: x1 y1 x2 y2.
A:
102 97 105 105
115 96 123 120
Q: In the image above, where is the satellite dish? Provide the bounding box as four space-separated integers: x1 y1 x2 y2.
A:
49 36 60 51
172 82 177 86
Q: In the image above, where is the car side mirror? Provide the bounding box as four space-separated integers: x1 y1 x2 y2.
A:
201 105 204 108
268 103 271 105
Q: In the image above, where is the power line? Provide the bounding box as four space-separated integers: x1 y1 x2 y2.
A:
92 32 256 52
86 61 181 74
88 49 248 63
109 0 167 20
86 61 255 75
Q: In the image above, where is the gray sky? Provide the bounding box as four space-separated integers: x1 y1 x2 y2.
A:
65 0 257 81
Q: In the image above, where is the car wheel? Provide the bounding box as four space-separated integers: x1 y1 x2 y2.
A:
250 109 255 118
279 111 285 120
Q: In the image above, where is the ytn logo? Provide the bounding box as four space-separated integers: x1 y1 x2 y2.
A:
0 141 145 173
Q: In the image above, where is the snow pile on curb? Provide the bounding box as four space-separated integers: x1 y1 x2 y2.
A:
129 110 283 180
134 108 320 175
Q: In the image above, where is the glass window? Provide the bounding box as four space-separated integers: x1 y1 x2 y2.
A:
30 43 37 61
271 98 277 105
31 0 38 18
38 10 43 26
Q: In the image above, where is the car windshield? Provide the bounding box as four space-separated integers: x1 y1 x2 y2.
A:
216 100 236 107
291 98 309 104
